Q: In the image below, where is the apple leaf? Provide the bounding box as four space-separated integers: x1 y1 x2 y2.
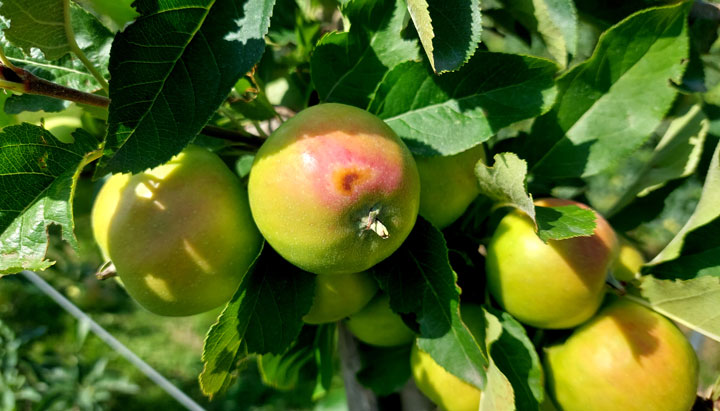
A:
0 5 113 93
4 95 67 114
310 0 420 109
535 205 596 242
372 217 488 389
481 308 544 411
0 0 68 60
529 3 691 179
629 276 720 343
367 53 558 156
199 245 315 398
356 344 412 396
406 0 482 73
0 124 100 275
644 140 720 279
259 326 317 390
479 310 515 411
96 0 274 176
475 153 535 219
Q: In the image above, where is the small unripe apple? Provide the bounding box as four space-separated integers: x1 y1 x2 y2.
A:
411 304 484 411
415 144 485 229
43 116 83 144
302 272 378 324
345 293 415 346
248 103 420 275
612 238 645 282
486 198 618 329
545 298 699 411
92 146 262 316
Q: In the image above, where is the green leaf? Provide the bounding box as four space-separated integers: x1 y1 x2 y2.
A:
482 308 544 411
0 124 99 275
310 0 420 108
0 5 113 93
630 276 720 343
367 53 558 156
356 344 411 396
97 0 274 176
0 0 69 60
535 205 596 242
199 245 315 397
475 152 535 219
259 326 317 390
4 95 66 115
372 217 488 389
479 310 515 411
503 0 578 68
313 323 336 395
529 3 691 179
406 0 482 73
587 104 709 217
644 140 720 279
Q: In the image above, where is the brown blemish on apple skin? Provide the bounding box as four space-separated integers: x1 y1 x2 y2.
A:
333 168 370 195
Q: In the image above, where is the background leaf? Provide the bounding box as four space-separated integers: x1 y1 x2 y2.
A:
97 0 274 176
4 95 67 114
372 218 488 389
199 245 315 397
356 344 411 395
0 0 69 60
310 0 420 108
528 3 691 179
367 53 558 156
406 0 482 73
475 152 535 218
0 124 99 274
630 276 720 343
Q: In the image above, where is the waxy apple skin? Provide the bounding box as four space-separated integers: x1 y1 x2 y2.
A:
303 272 378 324
545 299 699 411
92 146 262 316
415 144 486 229
248 103 420 275
345 293 415 347
486 198 618 329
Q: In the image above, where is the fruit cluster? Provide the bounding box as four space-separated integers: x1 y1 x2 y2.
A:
91 103 699 410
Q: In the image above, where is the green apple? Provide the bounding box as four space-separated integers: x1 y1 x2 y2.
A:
545 298 698 411
248 103 420 275
303 272 378 324
486 198 618 329
92 146 262 316
411 304 484 411
415 144 486 229
82 0 138 29
43 116 83 144
345 293 415 346
612 238 645 282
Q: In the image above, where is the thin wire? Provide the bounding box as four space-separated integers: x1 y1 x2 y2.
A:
20 270 205 411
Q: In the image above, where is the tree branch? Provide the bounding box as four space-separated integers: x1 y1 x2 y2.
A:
337 323 379 411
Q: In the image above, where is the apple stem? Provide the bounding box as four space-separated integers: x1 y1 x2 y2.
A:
360 208 389 239
96 261 118 280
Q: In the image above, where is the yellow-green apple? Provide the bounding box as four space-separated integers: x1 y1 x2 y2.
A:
92 146 262 316
303 272 378 324
612 238 645 282
345 293 415 346
248 103 420 275
485 198 618 329
545 298 698 411
415 144 485 229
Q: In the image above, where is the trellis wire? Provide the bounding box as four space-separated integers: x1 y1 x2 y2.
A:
21 270 205 411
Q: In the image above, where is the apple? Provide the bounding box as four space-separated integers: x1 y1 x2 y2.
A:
345 293 415 346
42 116 83 144
248 103 420 275
612 238 645 282
415 144 486 229
303 272 378 324
92 146 262 316
545 298 699 411
411 304 483 411
83 0 139 30
485 198 618 329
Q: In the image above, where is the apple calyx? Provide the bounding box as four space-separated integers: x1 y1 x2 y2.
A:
360 207 389 239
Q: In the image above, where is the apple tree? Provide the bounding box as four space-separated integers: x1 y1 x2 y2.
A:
1 0 719 409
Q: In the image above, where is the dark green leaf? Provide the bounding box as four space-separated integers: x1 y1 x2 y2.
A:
406 0 482 73
97 0 274 176
0 124 99 274
529 3 691 179
367 53 558 156
314 323 336 394
0 0 68 60
372 217 487 389
199 245 315 397
259 326 317 390
4 95 66 115
310 0 420 108
356 344 411 396
482 308 544 411
535 205 596 242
